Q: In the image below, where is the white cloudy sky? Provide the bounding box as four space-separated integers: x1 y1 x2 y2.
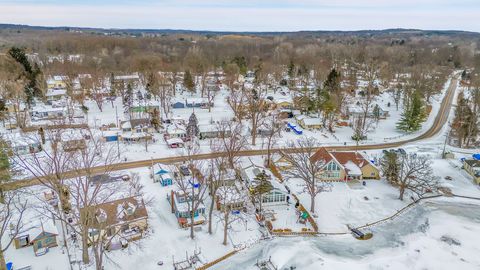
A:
0 0 479 32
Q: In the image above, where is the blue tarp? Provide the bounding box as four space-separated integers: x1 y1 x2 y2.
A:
473 154 480 160
287 123 303 135
6 262 13 270
155 169 169 175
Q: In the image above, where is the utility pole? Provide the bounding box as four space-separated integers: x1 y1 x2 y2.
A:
115 105 119 128
116 132 120 159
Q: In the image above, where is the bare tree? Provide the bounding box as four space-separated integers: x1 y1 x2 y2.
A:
213 120 248 169
175 143 208 239
227 89 246 124
388 153 440 201
205 156 228 235
67 129 119 264
280 138 331 213
245 87 268 145
215 182 247 245
0 192 27 270
262 113 283 167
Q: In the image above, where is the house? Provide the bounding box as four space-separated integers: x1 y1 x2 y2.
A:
164 124 187 140
113 74 140 86
10 138 42 155
216 185 245 211
297 116 322 130
79 196 148 246
120 118 154 142
241 163 289 207
31 106 66 121
210 169 238 188
347 103 389 119
171 99 186 109
206 79 221 92
199 125 232 139
167 187 206 228
102 130 120 142
185 98 213 108
310 147 380 181
45 88 67 102
152 164 174 186
14 219 58 256
46 75 68 90
463 159 480 184
61 130 88 152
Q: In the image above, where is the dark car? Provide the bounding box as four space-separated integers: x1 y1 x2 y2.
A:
179 165 191 176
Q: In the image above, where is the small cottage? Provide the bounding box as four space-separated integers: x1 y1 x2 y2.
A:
14 220 59 256
152 164 174 186
297 115 322 130
463 159 480 184
167 188 206 228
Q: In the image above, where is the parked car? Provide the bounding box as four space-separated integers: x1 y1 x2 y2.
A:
179 165 191 176
444 176 453 181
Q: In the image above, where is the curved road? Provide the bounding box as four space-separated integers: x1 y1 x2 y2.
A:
3 77 458 191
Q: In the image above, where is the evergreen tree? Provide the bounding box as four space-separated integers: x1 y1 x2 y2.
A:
0 138 11 203
323 68 341 93
380 151 401 185
373 104 381 122
8 47 42 106
231 56 247 75
287 60 295 78
396 91 426 132
184 70 195 92
186 112 199 139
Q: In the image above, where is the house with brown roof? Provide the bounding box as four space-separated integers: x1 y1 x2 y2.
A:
310 147 380 181
80 196 148 247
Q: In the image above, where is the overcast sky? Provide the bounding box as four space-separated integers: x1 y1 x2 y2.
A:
0 0 479 32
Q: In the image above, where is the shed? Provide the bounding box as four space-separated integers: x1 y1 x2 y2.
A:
171 101 186 109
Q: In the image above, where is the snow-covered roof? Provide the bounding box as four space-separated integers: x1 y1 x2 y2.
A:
343 161 362 176
186 97 208 104
53 75 68 81
32 105 66 113
301 117 322 126
166 124 186 135
166 138 184 144
114 74 140 80
46 89 67 97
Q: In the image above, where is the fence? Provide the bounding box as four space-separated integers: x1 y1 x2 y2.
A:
355 194 443 230
268 162 284 183
195 250 239 270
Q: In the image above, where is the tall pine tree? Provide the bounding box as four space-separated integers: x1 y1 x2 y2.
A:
397 91 426 132
8 47 42 107
186 112 199 139
184 70 195 93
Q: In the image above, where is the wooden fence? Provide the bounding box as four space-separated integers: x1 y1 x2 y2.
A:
195 250 239 270
355 194 443 230
268 162 284 183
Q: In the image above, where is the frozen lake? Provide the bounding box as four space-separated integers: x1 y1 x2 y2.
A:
211 200 480 270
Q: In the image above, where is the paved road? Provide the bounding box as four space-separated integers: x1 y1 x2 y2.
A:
3 77 458 191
